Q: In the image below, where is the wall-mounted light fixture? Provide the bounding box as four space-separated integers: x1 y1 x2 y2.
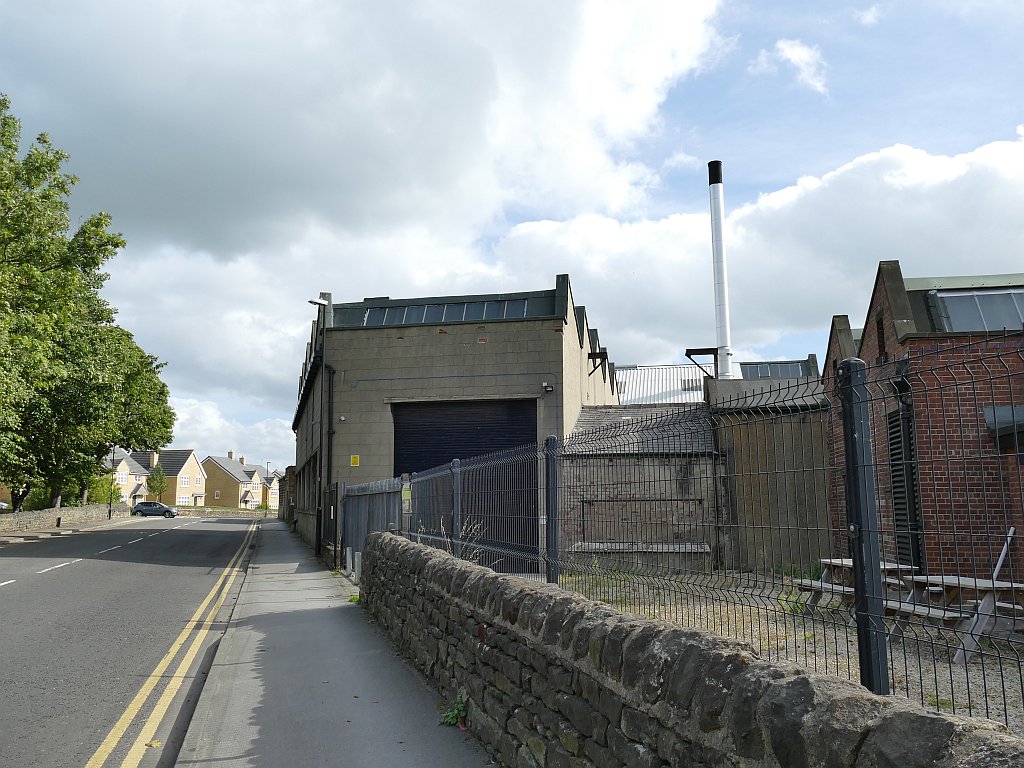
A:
542 382 554 393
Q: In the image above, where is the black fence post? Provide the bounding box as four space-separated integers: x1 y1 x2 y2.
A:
838 357 890 696
451 458 463 559
545 435 560 584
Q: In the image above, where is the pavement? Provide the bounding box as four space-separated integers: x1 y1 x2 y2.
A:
173 518 495 767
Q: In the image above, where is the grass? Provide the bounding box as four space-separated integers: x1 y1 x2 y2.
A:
439 692 467 727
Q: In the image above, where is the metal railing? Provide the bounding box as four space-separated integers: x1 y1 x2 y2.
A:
349 335 1024 731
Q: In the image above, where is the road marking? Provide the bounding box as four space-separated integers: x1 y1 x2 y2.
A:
147 533 160 537
96 546 122 554
127 538 144 544
85 522 258 768
36 558 82 574
0 580 15 587
120 541 249 767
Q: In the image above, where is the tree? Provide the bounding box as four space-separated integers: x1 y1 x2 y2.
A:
146 465 168 503
0 94 174 510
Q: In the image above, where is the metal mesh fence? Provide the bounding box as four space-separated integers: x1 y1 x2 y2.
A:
348 335 1024 730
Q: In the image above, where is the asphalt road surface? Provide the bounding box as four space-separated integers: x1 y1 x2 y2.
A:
0 517 257 768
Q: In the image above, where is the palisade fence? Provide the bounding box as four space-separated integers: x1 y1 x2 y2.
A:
336 335 1024 732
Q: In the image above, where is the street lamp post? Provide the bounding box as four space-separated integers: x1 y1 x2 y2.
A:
108 446 115 519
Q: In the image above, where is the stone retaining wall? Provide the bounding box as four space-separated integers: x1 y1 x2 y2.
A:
361 532 1024 768
0 504 270 533
0 503 131 532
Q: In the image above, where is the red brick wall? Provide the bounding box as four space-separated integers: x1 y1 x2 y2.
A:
903 337 1024 579
823 282 1024 579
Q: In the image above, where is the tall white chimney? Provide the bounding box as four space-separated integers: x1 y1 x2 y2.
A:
708 160 737 379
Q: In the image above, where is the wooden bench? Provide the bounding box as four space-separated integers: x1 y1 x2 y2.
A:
884 599 972 639
789 578 855 612
791 578 855 596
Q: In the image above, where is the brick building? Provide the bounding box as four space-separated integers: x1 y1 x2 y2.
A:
823 260 1024 579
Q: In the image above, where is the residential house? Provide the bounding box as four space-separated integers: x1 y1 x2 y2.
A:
102 448 151 506
822 260 1024 579
203 452 273 509
130 449 206 508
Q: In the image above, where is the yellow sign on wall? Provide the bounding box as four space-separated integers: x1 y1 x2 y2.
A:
350 455 360 467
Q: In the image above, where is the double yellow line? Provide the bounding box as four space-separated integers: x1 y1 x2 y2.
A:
86 521 259 768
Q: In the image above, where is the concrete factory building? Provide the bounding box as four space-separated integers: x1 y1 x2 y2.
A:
292 274 619 518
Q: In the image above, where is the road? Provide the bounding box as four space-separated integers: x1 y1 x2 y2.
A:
0 516 257 768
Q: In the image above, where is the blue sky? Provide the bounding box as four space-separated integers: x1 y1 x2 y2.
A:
1 1 1022 470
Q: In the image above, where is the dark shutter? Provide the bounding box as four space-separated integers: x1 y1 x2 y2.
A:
392 399 537 475
393 399 539 573
888 406 923 568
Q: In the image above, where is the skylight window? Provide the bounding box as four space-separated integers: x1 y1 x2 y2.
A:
933 289 1024 332
360 298 535 326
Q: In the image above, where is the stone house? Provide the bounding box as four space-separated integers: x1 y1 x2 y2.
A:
202 451 276 509
130 449 206 508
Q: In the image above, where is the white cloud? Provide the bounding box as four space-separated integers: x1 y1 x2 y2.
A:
854 5 883 26
5 1 1024 475
481 130 1024 367
170 397 294 473
663 151 701 171
749 39 829 95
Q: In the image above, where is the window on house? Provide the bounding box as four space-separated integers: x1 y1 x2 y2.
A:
404 305 425 323
178 495 190 506
363 307 386 326
464 302 485 321
195 476 202 485
116 472 127 484
181 476 189 487
423 304 444 322
933 288 1024 332
215 490 221 499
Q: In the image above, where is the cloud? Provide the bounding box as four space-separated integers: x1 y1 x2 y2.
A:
170 397 294 472
5 1 1023 476
663 151 701 171
854 5 883 26
479 130 1024 367
749 39 828 95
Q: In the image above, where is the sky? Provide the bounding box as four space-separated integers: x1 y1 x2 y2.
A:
2 1 1023 472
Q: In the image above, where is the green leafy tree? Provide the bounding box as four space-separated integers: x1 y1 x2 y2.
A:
0 94 174 510
146 464 168 503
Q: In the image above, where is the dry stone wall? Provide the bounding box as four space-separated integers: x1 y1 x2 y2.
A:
0 503 130 532
361 532 1024 768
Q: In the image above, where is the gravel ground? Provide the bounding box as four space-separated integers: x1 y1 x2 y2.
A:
562 572 1024 736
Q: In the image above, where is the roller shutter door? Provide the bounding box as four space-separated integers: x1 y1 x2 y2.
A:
393 399 539 573
392 399 537 475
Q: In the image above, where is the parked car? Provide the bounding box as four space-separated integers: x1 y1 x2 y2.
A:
132 501 178 518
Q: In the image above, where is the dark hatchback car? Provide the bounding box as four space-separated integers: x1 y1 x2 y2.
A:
132 501 178 518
